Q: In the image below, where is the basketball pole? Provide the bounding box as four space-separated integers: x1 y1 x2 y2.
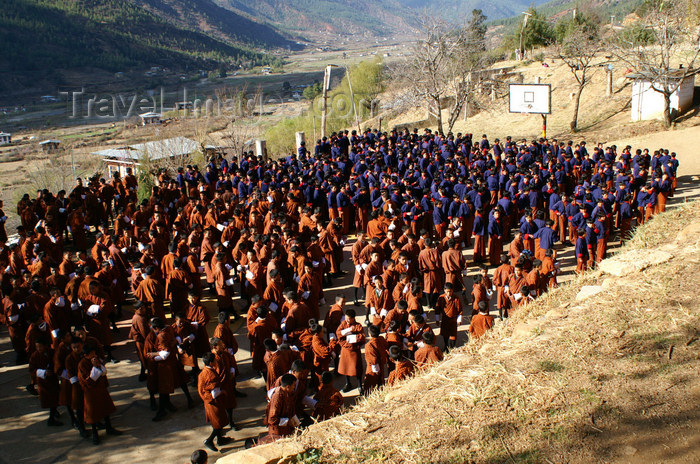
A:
541 114 547 138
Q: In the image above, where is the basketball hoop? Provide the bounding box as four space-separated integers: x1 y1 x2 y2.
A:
508 83 552 137
509 84 551 115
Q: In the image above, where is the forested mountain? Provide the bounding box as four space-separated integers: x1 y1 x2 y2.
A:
0 0 292 84
488 0 645 27
213 0 554 37
400 0 550 23
213 0 414 37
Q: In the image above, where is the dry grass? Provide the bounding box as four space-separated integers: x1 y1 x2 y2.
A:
284 200 700 463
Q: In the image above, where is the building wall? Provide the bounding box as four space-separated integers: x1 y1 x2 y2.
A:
105 161 137 178
677 76 695 113
631 77 695 122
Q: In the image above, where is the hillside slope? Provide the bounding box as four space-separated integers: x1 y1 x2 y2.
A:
222 200 700 463
141 0 296 49
382 54 699 144
0 0 288 91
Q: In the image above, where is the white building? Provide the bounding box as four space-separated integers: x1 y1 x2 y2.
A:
628 70 695 122
0 132 11 145
139 112 162 126
39 139 61 153
90 137 199 177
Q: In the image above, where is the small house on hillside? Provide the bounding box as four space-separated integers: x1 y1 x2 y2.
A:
628 70 696 122
0 132 11 145
40 139 61 153
139 112 162 126
90 137 199 177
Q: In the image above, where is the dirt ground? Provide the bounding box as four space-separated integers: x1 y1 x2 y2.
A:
0 126 699 463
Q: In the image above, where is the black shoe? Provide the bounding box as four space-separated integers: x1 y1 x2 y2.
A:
353 301 361 307
203 439 218 452
152 410 167 422
138 373 147 382
26 384 38 396
230 422 241 431
111 327 120 334
79 427 90 439
217 436 232 446
72 418 79 429
187 398 195 409
47 418 63 427
106 427 123 436
93 432 100 445
342 383 353 393
150 398 158 411
244 438 256 449
165 402 177 412
234 389 247 398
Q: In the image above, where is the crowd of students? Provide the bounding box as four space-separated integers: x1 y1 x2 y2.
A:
0 127 678 453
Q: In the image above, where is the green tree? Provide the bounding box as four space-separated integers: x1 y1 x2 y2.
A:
554 10 599 43
522 8 554 50
302 82 322 100
503 7 554 58
469 9 487 51
265 58 386 154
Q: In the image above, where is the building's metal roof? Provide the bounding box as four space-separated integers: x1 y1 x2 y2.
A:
626 68 697 80
91 137 199 162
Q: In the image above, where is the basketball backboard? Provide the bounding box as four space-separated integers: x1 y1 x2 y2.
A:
509 84 551 114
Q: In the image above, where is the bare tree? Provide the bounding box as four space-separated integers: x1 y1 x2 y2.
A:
218 84 263 156
444 9 493 133
222 120 259 156
614 0 700 127
24 140 102 194
557 24 604 132
396 15 489 134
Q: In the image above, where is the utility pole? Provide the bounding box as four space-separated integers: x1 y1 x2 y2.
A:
70 147 75 180
519 12 532 61
321 64 338 139
343 56 361 135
